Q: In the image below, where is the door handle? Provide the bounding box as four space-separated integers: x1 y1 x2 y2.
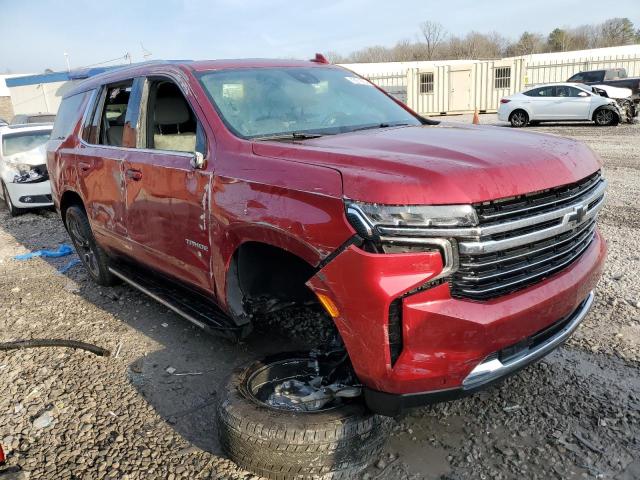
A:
126 169 143 181
78 161 92 171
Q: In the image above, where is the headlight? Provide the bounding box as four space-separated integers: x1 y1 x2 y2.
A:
12 164 48 183
346 201 478 237
345 201 475 281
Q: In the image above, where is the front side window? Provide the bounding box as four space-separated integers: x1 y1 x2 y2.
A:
494 67 511 89
198 67 421 139
557 86 586 97
2 130 51 157
143 79 199 153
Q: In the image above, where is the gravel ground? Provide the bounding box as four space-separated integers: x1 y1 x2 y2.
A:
1 116 639 480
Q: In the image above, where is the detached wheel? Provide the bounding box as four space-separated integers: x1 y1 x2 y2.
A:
217 354 390 479
65 205 117 286
509 110 529 128
594 108 618 126
2 182 24 217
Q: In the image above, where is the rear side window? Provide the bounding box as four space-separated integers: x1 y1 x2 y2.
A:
50 92 87 140
99 82 134 147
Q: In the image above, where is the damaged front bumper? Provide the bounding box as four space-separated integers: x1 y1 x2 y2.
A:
3 179 53 208
306 231 606 416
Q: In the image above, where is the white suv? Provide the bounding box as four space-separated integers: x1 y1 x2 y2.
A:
498 83 620 127
0 124 53 215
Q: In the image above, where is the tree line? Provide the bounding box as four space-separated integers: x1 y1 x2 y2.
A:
327 17 639 64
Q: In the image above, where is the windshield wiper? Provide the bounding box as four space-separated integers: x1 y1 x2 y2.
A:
347 122 412 133
253 132 324 141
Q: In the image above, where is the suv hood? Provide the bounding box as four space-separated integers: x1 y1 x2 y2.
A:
252 123 602 204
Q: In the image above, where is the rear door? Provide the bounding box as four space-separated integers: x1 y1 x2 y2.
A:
75 80 136 250
524 86 556 119
122 75 214 291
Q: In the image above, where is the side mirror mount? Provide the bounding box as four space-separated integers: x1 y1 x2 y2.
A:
191 151 205 169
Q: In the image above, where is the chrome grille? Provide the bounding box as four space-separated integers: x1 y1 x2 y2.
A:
474 171 602 226
376 171 606 301
452 172 605 300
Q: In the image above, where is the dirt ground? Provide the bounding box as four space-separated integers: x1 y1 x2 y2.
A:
1 115 639 480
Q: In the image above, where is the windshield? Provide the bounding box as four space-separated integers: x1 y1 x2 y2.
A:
2 131 51 157
198 67 421 139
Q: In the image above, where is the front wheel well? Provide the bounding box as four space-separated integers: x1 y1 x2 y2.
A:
592 106 620 122
59 191 85 226
226 241 340 347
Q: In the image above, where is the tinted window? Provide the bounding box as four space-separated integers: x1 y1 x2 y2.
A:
2 131 51 157
50 92 87 140
524 86 556 97
199 67 420 139
556 86 584 97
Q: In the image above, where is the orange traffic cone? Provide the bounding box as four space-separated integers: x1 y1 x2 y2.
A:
472 109 480 125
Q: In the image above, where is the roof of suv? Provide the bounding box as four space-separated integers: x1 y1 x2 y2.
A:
63 58 337 98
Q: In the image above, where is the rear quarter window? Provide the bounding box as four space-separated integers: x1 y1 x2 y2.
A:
50 92 89 140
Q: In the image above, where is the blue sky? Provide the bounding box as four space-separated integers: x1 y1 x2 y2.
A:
1 0 639 73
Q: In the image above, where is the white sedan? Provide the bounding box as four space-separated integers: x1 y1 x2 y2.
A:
498 83 621 127
0 124 53 216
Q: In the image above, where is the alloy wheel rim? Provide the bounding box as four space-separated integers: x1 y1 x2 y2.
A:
597 110 613 125
512 113 526 126
68 216 99 276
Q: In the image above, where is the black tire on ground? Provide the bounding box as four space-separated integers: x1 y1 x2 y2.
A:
2 182 25 217
509 110 529 128
217 355 391 479
64 205 118 286
594 108 619 126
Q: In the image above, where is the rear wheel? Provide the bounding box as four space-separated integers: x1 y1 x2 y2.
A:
594 108 618 126
509 110 529 128
217 353 391 479
2 182 24 217
65 205 117 285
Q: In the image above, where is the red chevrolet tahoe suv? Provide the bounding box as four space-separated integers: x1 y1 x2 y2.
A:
47 58 606 479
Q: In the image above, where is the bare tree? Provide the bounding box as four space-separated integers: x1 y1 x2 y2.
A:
332 17 638 64
599 17 637 46
420 21 446 60
507 31 546 56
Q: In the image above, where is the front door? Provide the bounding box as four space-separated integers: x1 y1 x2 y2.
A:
550 85 592 119
123 77 213 291
449 70 471 112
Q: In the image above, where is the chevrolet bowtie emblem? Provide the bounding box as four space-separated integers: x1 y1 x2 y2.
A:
569 204 588 224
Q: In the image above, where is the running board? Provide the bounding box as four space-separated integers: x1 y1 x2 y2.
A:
108 264 246 340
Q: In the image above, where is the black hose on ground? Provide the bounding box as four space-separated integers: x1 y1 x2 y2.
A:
0 339 110 357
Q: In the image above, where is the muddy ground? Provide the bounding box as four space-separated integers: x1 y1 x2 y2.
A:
0 116 639 480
